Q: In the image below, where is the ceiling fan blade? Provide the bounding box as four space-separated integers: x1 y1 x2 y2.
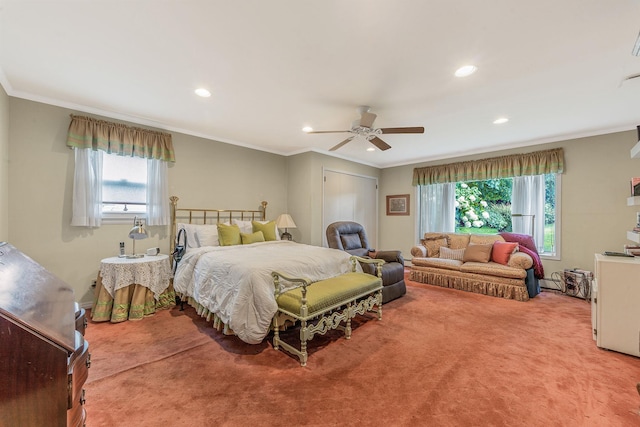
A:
379 126 425 134
329 137 354 151
307 130 350 134
369 136 392 151
359 112 377 128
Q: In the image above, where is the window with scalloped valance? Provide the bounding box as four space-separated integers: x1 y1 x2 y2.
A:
412 148 564 186
66 114 175 162
67 115 174 227
414 148 564 257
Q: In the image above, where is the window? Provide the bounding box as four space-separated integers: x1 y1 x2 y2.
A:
68 114 174 228
417 173 560 258
102 153 147 215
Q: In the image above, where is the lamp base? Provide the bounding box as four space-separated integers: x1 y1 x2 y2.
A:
125 254 145 259
281 231 292 241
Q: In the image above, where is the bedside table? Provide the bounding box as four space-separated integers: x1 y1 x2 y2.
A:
91 254 175 323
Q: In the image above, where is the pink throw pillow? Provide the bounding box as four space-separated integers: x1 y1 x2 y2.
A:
491 241 519 265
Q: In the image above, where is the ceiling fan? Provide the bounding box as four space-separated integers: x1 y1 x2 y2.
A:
306 106 424 151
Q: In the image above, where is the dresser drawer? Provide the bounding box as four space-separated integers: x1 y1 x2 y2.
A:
68 332 90 410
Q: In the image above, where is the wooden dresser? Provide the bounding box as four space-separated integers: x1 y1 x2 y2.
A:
0 242 90 426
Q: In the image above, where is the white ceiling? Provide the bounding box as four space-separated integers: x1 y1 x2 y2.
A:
2 0 640 168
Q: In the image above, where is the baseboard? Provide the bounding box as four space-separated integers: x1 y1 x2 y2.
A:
78 301 93 310
540 278 559 291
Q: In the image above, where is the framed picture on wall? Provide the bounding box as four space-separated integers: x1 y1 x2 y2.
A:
386 194 410 216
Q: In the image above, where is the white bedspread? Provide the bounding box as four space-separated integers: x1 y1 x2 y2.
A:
173 240 360 344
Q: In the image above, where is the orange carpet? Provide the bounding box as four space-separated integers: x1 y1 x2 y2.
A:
84 276 640 426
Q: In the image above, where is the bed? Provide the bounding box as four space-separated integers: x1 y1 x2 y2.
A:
169 196 360 344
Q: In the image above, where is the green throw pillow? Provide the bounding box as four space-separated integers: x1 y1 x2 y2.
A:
218 223 241 246
252 220 278 241
241 230 265 244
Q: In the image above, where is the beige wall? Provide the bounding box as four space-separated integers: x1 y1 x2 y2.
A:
7 94 639 306
286 151 381 246
167 131 288 220
380 131 640 278
0 85 8 241
7 98 289 306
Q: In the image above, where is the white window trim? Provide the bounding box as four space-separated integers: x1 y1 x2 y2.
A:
540 173 561 260
101 211 143 225
99 157 169 226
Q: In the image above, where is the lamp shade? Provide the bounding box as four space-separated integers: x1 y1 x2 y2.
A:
128 219 148 239
127 217 148 258
276 214 296 241
276 214 297 229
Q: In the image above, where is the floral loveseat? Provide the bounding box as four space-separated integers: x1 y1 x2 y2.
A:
409 233 540 302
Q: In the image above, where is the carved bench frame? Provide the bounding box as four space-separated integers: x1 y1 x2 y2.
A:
271 256 383 367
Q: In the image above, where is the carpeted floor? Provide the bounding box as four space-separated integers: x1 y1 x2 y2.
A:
84 277 640 426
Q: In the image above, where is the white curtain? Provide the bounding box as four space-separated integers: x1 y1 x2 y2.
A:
146 159 170 226
418 183 456 236
511 175 545 251
71 148 103 227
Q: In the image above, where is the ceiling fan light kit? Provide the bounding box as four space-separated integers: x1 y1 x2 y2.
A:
307 106 424 151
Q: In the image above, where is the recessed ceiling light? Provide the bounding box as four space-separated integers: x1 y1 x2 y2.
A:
454 65 477 77
302 126 313 133
366 147 375 152
493 117 509 124
195 88 211 97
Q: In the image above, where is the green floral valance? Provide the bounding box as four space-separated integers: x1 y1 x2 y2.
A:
66 114 175 162
412 148 564 186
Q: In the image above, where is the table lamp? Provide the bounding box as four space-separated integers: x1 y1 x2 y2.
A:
276 213 297 241
127 216 148 258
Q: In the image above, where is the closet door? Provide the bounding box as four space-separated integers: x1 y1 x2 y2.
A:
322 169 378 247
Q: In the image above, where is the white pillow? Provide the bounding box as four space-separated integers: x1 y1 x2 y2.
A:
232 219 253 234
176 223 200 249
195 225 220 247
177 223 223 248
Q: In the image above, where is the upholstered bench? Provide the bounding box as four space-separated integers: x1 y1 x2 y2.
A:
271 256 383 366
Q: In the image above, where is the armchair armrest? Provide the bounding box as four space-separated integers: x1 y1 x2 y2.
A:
374 250 404 266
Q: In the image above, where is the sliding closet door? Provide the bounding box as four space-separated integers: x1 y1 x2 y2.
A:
322 169 378 247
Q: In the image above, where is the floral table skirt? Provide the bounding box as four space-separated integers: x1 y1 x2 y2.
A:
91 274 175 323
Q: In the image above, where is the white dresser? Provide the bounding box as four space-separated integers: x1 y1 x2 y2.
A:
592 254 640 357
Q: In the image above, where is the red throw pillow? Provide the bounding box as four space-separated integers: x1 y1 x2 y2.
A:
491 241 519 265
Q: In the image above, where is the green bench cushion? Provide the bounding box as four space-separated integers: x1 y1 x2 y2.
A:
277 272 381 315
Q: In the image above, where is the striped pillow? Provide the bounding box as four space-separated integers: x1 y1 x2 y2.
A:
439 246 464 261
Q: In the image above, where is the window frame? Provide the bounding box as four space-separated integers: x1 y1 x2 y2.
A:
416 173 561 260
543 173 561 260
100 152 148 224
